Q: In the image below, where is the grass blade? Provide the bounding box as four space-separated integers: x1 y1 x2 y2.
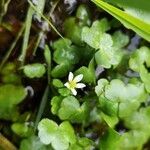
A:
92 0 150 41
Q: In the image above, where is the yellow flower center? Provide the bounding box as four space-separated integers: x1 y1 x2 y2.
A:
69 80 77 89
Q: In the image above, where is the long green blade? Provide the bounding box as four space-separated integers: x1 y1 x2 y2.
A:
92 0 150 41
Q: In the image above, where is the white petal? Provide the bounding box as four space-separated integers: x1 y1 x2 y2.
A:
71 88 77 96
64 82 70 88
74 74 83 82
68 72 74 81
76 83 86 88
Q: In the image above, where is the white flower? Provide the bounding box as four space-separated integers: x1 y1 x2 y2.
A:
64 72 86 96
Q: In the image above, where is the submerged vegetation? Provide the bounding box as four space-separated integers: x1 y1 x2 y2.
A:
0 0 150 150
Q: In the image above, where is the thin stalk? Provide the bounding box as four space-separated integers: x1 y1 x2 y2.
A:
34 85 49 131
36 0 46 21
49 0 60 17
44 45 51 85
0 24 25 71
28 0 63 38
0 0 10 23
19 6 34 65
32 31 44 56
32 0 60 56
0 0 5 23
0 133 17 150
34 45 51 131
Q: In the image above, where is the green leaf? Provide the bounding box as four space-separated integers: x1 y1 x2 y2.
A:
99 96 118 116
124 107 150 131
140 65 150 93
51 63 72 78
75 59 96 84
23 63 46 78
64 18 83 45
52 79 64 88
51 96 63 115
11 123 33 137
57 96 89 123
104 79 146 103
101 112 119 128
38 119 58 145
119 130 149 150
38 119 76 150
82 18 110 49
129 46 150 72
70 137 94 150
95 33 124 68
58 96 81 120
118 114 150 150
91 0 150 41
0 62 16 75
59 121 76 145
58 88 71 97
95 79 109 96
0 84 27 108
100 128 121 150
2 73 21 84
112 31 129 48
76 4 91 26
53 38 79 65
20 136 51 150
0 83 27 121
96 79 147 120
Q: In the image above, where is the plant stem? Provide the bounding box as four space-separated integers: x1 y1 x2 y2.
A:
18 6 34 66
34 85 49 131
44 45 51 85
0 24 25 71
32 31 44 56
0 133 17 150
28 0 63 39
